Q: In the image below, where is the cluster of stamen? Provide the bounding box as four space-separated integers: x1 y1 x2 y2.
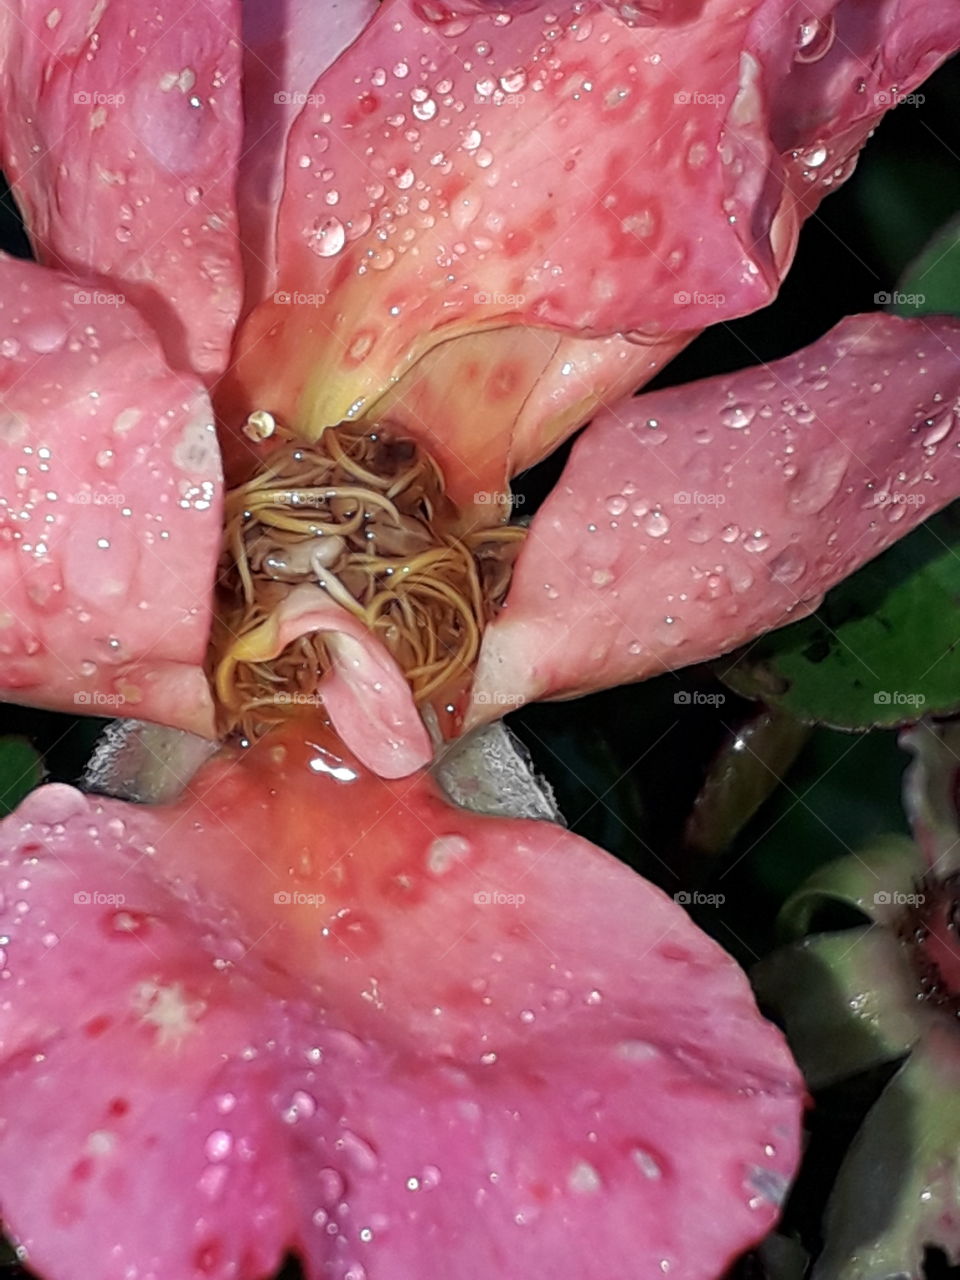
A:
212 422 524 739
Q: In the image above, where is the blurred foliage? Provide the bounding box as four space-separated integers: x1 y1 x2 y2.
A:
717 505 960 731
0 739 42 818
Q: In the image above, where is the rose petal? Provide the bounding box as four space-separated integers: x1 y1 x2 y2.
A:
238 0 378 308
471 314 960 716
224 0 959 463
0 0 244 382
220 584 432 777
0 722 802 1279
373 327 685 515
0 253 221 735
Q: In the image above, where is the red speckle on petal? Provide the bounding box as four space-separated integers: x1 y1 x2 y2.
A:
194 1240 223 1273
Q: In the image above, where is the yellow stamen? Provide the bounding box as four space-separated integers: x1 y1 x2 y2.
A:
212 422 524 739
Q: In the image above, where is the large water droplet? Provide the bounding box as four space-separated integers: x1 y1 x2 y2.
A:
720 402 755 430
306 217 346 258
568 1160 602 1194
204 1130 232 1162
427 834 471 874
768 546 807 585
643 510 670 538
795 12 836 63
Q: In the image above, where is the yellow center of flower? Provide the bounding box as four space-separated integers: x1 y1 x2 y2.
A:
211 421 524 739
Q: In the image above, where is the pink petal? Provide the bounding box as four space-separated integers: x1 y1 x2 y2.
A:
224 584 432 777
471 314 960 714
0 254 221 735
225 0 959 457
373 327 685 515
0 0 244 383
0 723 803 1279
238 0 378 309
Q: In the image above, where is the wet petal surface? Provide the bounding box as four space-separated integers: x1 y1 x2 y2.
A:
0 0 244 382
225 0 960 472
471 314 960 713
0 254 221 734
0 721 802 1280
221 584 432 778
238 0 378 309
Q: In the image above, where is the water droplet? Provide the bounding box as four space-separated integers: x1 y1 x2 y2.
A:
318 1167 346 1204
720 402 755 430
743 529 770 554
427 834 471 874
631 1147 663 1179
605 494 628 516
769 547 807 585
306 216 346 258
282 1090 317 1123
500 68 527 93
204 1130 232 1162
795 11 836 63
643 510 670 538
922 408 956 448
337 1130 379 1174
568 1160 602 1194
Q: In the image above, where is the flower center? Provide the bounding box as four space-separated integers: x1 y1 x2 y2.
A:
211 421 524 739
901 874 960 1010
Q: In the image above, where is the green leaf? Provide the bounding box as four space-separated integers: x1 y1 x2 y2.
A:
815 1029 960 1280
718 504 960 729
754 926 922 1089
893 214 960 317
779 836 923 937
0 737 42 816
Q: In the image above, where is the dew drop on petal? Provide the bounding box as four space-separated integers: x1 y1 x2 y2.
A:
306 217 346 258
